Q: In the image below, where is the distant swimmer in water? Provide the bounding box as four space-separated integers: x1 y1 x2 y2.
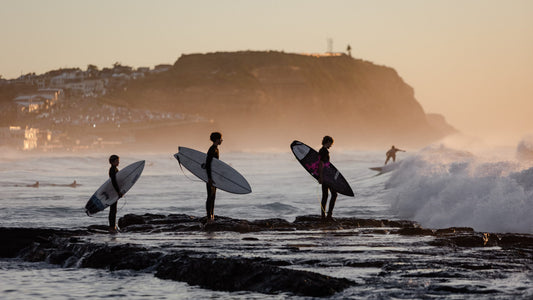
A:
50 180 80 187
68 180 79 188
385 145 405 165
28 181 39 188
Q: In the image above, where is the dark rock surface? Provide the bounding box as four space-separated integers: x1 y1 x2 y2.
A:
2 214 532 297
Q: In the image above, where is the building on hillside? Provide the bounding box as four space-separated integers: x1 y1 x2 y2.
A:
64 79 105 97
0 126 39 150
152 64 172 73
13 89 63 112
13 95 43 112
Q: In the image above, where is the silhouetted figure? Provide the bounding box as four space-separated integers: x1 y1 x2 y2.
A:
318 136 338 220
108 155 123 233
204 132 222 223
28 181 39 188
347 44 352 57
385 145 405 165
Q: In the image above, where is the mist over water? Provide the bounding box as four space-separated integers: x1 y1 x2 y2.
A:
2 134 533 235
384 139 533 234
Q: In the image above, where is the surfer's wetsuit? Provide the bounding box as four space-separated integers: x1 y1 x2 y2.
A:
205 144 219 219
318 146 337 219
109 165 120 229
385 146 404 164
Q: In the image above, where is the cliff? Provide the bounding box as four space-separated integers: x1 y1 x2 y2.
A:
102 51 456 149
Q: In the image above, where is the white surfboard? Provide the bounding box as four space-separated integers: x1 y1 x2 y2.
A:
85 160 145 216
369 161 401 175
174 147 251 194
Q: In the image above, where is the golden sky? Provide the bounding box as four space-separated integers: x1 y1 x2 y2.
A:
1 0 532 145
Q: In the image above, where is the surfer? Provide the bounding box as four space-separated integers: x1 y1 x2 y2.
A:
108 155 123 232
318 136 337 220
385 145 405 165
205 132 222 222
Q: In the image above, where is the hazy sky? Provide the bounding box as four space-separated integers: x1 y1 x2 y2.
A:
1 0 532 145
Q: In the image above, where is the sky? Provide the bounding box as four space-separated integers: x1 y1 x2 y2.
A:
1 0 532 146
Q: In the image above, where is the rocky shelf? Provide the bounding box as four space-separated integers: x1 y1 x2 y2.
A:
2 214 532 297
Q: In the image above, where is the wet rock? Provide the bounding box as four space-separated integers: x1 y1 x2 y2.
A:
250 218 293 230
2 216 532 297
397 227 435 236
436 227 475 235
118 213 146 228
498 233 533 249
117 214 421 233
47 250 75 265
203 217 255 233
80 244 162 271
0 227 84 258
155 254 354 297
429 233 499 247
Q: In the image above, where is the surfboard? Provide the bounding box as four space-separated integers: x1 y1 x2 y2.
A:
369 161 401 175
85 160 145 216
290 140 354 197
174 147 251 194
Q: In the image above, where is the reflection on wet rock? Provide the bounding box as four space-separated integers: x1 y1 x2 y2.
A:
1 214 532 298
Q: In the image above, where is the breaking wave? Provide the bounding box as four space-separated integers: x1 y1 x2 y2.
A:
385 144 533 234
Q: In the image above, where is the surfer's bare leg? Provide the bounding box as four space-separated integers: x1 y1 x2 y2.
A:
109 202 117 232
206 183 216 220
321 185 329 219
327 190 338 219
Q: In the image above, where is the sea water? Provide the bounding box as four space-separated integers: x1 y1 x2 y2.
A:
1 141 532 299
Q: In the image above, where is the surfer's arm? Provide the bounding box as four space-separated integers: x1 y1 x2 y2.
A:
205 155 214 184
318 160 324 184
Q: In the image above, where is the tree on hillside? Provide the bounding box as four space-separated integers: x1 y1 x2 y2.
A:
112 62 133 74
87 64 99 78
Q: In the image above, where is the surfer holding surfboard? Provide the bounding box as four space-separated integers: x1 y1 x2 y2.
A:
205 132 222 223
108 154 123 232
174 133 252 224
318 136 337 220
290 138 354 220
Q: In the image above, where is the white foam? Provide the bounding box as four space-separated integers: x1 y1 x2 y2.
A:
385 145 533 234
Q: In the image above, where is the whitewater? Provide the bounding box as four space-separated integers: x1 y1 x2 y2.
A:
1 137 532 299
1 139 531 234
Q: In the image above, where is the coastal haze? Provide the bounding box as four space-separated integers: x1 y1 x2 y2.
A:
1 0 532 147
1 1 532 299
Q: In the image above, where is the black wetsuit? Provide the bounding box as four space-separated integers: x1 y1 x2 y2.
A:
318 146 337 218
205 144 219 219
109 165 120 229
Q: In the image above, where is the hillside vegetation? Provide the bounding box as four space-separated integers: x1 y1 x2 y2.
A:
84 51 457 148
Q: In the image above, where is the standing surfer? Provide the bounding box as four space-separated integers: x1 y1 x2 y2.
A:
108 154 123 233
385 145 405 165
318 136 338 220
205 132 222 223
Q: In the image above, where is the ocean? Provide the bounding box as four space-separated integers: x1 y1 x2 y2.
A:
1 141 532 299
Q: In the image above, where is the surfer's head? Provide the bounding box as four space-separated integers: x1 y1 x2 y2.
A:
210 132 222 143
109 154 119 164
322 136 334 147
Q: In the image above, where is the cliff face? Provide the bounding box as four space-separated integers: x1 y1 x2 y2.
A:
110 51 455 149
